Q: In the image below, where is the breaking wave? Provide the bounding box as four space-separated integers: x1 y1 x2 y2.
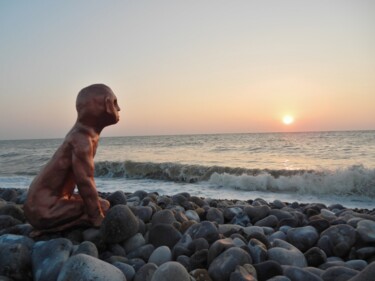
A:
94 161 375 198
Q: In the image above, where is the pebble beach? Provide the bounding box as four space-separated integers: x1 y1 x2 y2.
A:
0 187 375 281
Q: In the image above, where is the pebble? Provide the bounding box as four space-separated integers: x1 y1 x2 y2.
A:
356 219 375 243
151 261 191 281
149 245 172 266
253 260 283 281
208 247 252 281
134 263 158 281
283 265 323 281
100 205 139 243
32 238 72 281
347 262 375 281
321 266 358 281
287 226 319 252
268 239 307 267
149 223 182 248
57 254 126 281
317 224 356 257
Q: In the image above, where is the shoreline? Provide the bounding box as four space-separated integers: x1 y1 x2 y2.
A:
0 187 374 280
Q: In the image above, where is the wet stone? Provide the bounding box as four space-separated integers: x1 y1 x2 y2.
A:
151 261 191 281
134 263 158 281
317 224 356 258
357 220 375 243
149 223 182 249
190 268 213 281
73 241 98 258
255 214 278 228
304 247 327 267
287 226 319 252
149 245 172 266
208 247 252 281
32 238 72 281
57 254 126 281
206 208 224 224
268 239 307 267
100 205 139 243
283 265 323 281
185 221 219 244
107 190 127 206
321 266 358 281
123 233 146 253
253 260 283 281
112 262 136 281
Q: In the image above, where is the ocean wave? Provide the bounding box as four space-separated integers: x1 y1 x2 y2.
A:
209 165 375 198
94 161 375 198
94 160 312 182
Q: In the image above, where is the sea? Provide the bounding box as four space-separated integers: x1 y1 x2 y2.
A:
0 131 374 209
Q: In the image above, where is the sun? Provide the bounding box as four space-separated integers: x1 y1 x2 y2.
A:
282 115 294 125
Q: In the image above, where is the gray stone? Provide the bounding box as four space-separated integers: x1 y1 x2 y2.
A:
244 205 270 223
185 221 219 244
253 260 283 281
113 262 136 281
0 204 25 222
283 265 323 281
100 205 139 243
149 245 172 266
267 277 292 281
149 224 182 249
287 226 319 252
32 238 72 281
268 239 307 267
208 247 252 281
347 262 375 281
127 244 155 260
190 268 213 281
134 263 158 281
0 236 33 281
321 266 358 281
151 261 191 281
123 233 146 253
132 206 153 223
304 247 327 267
248 238 268 264
57 254 126 281
255 214 278 228
107 190 127 206
172 233 193 258
207 238 235 265
73 241 98 258
346 260 368 271
357 220 375 243
186 210 201 222
0 215 21 230
207 208 224 224
151 209 176 225
230 265 257 281
317 224 356 257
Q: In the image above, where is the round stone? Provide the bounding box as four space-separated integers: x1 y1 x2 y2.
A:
287 226 319 252
357 220 375 243
208 247 252 281
268 239 307 267
149 224 182 249
151 261 191 281
151 209 176 225
57 254 126 281
32 238 73 281
317 224 356 257
73 241 98 258
107 191 127 206
149 246 172 266
100 205 139 243
255 215 278 228
283 265 323 281
185 221 219 244
304 247 327 267
253 260 283 281
206 208 224 224
134 263 158 281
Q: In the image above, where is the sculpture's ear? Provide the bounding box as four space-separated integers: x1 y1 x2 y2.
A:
105 97 113 114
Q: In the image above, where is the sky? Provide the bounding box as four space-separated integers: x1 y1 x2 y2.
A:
0 1 374 140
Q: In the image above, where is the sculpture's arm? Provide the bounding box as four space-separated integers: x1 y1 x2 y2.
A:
72 138 103 220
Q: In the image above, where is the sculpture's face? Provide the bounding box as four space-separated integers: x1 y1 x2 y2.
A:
105 91 121 125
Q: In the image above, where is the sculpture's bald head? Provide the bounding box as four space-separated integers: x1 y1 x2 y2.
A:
76 84 120 127
76 84 112 111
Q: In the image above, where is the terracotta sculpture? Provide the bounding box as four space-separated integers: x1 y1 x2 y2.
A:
24 84 120 235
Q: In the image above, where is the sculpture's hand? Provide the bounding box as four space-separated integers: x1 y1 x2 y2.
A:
91 213 105 228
